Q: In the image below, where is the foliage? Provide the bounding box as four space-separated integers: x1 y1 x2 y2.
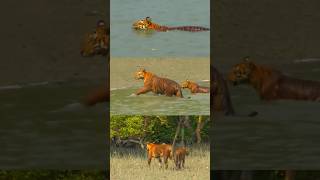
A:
110 115 210 144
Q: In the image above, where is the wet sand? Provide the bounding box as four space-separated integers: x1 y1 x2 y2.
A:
111 57 210 89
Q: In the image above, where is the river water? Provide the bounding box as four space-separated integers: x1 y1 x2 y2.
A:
111 0 210 57
0 80 107 168
213 58 320 169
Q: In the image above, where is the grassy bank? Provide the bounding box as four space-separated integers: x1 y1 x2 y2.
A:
110 144 210 180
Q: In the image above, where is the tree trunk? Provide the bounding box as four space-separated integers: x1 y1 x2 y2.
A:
140 116 150 149
195 115 206 144
180 117 186 147
172 116 183 158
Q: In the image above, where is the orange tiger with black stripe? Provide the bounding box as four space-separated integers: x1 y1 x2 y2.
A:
146 143 172 169
81 20 109 106
132 17 209 32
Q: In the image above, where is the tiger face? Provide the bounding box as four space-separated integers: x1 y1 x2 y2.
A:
228 58 255 86
132 19 148 30
81 20 109 57
181 80 191 88
132 17 153 30
134 68 146 80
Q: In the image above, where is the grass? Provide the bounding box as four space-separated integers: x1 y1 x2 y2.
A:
110 143 210 180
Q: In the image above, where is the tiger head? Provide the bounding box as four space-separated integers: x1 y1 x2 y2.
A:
134 68 147 80
228 57 256 86
146 142 156 152
181 80 193 89
80 20 109 57
132 17 152 30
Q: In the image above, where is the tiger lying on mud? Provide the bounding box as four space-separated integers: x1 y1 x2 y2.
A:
134 68 183 98
228 57 320 101
81 20 109 106
181 80 209 93
212 65 257 117
132 17 209 32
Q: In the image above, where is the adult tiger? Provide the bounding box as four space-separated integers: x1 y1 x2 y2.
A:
132 17 209 32
173 147 188 169
146 143 172 169
181 80 209 93
81 20 109 57
212 65 257 117
134 68 183 98
81 20 110 106
228 57 320 101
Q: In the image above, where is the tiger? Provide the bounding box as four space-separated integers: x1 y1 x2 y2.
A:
81 20 110 106
181 80 209 93
132 17 210 32
212 65 236 116
83 86 109 106
212 65 257 117
146 143 172 169
81 20 109 57
134 68 183 98
228 57 320 101
173 147 189 169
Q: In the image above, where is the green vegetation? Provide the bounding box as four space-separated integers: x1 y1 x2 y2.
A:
110 115 210 144
110 116 210 179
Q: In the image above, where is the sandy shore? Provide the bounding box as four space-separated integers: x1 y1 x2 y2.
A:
110 57 210 89
0 0 108 86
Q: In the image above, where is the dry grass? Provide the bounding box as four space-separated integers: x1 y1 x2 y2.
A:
110 144 210 180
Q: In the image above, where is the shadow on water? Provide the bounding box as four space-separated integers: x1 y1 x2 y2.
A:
111 82 210 115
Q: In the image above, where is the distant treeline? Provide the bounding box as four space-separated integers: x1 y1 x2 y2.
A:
111 115 210 146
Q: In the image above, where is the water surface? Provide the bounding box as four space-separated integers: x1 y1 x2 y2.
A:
111 0 210 57
0 80 107 168
111 82 210 115
213 59 320 169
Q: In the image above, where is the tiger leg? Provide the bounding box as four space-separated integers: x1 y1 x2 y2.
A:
176 89 183 98
182 158 185 168
135 87 151 95
175 156 180 169
157 157 162 168
163 156 169 169
147 156 152 166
